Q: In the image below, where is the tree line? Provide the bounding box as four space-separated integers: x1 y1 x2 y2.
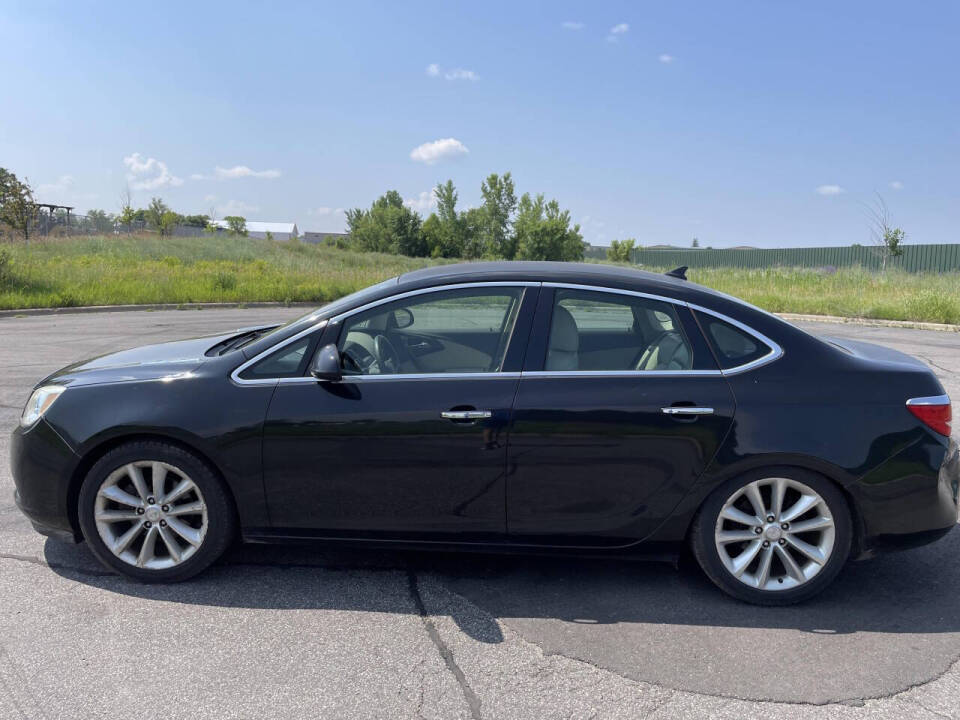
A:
345 172 585 262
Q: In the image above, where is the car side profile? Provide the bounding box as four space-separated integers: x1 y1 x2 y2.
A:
11 261 959 604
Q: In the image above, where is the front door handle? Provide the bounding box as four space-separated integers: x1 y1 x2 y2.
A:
661 406 714 415
441 410 493 420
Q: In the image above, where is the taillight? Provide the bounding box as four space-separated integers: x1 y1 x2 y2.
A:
906 395 952 437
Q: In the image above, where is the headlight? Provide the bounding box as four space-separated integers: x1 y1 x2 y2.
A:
20 385 66 427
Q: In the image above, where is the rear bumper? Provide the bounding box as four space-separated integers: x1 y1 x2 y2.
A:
855 435 959 557
10 420 81 543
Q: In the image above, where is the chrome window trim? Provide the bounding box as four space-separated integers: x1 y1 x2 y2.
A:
906 394 951 406
327 281 540 324
231 280 784 384
686 302 785 375
230 320 329 386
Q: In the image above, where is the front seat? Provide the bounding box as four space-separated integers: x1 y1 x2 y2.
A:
635 332 691 371
546 305 579 370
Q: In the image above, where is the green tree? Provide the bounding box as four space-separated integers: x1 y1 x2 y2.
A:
224 215 248 236
0 167 37 242
477 172 518 258
85 209 114 233
866 194 906 271
180 214 210 228
346 190 425 256
513 193 585 262
145 198 177 236
117 184 137 228
691 237 700 248
607 238 636 263
265 230 274 242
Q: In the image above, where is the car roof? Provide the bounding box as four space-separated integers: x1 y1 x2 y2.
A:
397 261 724 305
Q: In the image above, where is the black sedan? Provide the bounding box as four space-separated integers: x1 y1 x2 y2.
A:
11 262 958 604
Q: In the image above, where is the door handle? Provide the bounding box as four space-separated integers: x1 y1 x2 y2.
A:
441 410 493 420
661 406 714 415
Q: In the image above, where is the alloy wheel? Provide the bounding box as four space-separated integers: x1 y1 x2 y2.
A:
94 461 208 570
714 477 836 591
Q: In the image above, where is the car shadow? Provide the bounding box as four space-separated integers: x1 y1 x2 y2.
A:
43 524 960 645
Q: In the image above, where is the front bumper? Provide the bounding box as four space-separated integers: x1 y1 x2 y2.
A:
10 420 81 542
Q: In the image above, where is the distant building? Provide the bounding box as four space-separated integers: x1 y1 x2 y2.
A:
213 220 299 241
302 231 349 244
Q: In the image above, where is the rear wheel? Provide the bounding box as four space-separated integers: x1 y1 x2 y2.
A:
78 441 236 582
691 468 852 605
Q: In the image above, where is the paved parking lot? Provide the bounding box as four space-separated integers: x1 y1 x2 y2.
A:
1 308 958 719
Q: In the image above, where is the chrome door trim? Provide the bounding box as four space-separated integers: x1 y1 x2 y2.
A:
906 394 951 406
685 302 785 375
441 410 493 420
520 370 724 379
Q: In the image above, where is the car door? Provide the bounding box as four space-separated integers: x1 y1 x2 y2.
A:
506 285 736 547
258 283 538 540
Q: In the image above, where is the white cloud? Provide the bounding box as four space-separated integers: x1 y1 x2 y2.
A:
889 180 904 190
123 153 184 190
658 54 674 64
445 68 478 81
217 199 260 216
409 137 469 164
307 207 345 216
815 184 846 196
427 64 479 81
35 175 74 196
562 21 584 30
404 189 438 212
214 165 281 180
607 23 629 42
190 173 206 181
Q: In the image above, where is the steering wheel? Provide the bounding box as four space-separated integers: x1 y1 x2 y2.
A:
373 334 401 374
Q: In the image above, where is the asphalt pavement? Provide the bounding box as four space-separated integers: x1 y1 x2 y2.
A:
0 308 958 719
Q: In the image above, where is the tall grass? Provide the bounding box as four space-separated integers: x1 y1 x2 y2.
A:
1 236 958 323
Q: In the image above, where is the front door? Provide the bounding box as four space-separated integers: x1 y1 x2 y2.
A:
507 286 735 546
261 284 537 540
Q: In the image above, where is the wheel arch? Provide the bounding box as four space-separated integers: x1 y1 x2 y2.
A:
66 432 238 540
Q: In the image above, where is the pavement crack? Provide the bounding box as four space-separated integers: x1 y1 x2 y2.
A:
406 569 482 720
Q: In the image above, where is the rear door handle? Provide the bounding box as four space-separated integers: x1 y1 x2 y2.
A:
661 407 714 415
441 410 492 420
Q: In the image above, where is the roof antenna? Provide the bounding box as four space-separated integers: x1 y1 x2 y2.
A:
665 266 688 280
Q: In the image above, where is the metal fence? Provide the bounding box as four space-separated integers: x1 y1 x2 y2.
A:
585 244 960 273
1 212 219 241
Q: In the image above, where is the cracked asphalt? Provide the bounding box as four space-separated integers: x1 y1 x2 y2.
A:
0 308 958 719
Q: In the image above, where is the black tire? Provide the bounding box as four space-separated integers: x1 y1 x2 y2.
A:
690 467 852 605
77 440 236 582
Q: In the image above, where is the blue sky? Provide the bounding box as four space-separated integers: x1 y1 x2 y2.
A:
2 1 958 247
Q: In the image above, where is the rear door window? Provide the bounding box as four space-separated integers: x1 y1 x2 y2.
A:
698 315 772 369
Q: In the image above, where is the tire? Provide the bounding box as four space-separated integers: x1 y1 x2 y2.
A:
77 440 236 582
690 467 852 605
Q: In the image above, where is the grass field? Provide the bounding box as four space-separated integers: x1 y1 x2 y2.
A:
1 235 959 324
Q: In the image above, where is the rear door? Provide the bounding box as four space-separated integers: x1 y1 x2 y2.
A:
506 285 736 547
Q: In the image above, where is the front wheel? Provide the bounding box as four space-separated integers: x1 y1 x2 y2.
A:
691 468 852 605
78 440 236 582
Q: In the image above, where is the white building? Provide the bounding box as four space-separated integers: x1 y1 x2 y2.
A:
213 220 299 241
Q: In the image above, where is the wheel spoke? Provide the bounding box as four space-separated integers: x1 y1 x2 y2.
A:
151 463 168 503
786 516 833 534
99 485 143 508
717 529 758 544
755 545 775 588
126 464 150 503
165 517 202 547
157 525 182 562
113 522 144 555
785 535 826 565
770 478 787 519
166 501 204 517
163 478 193 505
95 510 141 523
774 544 805 582
780 493 820 523
743 482 767 520
137 526 159 567
720 506 760 528
731 539 763 577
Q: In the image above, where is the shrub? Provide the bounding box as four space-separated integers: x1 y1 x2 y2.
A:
213 271 238 292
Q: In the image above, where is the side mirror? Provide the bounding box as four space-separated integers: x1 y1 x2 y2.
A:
310 343 342 382
392 308 414 329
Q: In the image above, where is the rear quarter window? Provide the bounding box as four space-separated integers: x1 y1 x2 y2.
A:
698 315 772 370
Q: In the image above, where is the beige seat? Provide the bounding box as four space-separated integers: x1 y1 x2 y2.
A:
546 306 579 370
635 332 691 371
